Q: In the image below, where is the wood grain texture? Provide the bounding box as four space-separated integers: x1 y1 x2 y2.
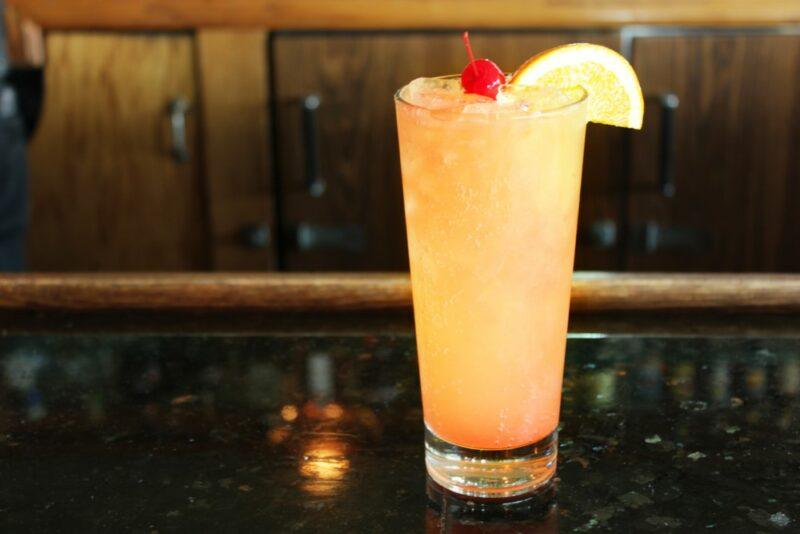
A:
196 30 276 270
272 31 621 271
1 273 799 312
7 0 800 29
629 35 800 271
27 32 208 270
3 4 44 66
0 273 411 310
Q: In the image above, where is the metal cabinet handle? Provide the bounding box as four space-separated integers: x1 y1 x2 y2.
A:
632 221 710 254
296 223 365 253
302 94 327 197
240 223 271 249
169 97 190 163
582 219 618 250
650 93 679 197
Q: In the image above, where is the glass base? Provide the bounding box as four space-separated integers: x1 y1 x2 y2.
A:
426 474 559 529
425 427 558 499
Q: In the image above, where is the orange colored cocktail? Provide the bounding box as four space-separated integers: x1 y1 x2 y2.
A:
397 40 643 499
397 79 587 452
396 79 587 497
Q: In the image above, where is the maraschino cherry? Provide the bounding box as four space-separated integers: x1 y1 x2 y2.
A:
460 32 506 99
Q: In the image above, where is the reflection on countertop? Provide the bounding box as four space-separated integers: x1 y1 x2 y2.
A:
0 334 799 532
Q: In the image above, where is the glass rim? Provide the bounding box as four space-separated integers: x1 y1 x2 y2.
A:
394 74 588 118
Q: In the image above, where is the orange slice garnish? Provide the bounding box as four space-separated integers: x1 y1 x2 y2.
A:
510 43 644 129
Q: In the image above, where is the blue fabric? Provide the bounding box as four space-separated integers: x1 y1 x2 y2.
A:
0 0 26 271
0 87 27 271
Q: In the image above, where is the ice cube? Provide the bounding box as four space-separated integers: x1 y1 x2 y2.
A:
496 84 586 114
400 77 492 111
400 77 585 116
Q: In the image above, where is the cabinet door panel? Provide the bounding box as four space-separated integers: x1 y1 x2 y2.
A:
629 35 800 271
273 31 622 271
27 32 207 270
197 30 277 271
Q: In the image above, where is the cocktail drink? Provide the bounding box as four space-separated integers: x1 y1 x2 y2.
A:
395 38 643 499
396 79 586 497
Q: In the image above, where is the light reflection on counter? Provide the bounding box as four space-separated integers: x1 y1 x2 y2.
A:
744 365 767 400
281 404 299 422
267 426 291 445
591 369 616 408
779 360 800 397
709 360 731 405
299 435 352 497
322 402 344 420
669 361 696 401
634 353 663 404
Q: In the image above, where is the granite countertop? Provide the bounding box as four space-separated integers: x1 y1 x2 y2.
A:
1 327 799 532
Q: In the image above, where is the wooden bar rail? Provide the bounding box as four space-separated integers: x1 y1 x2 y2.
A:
8 0 800 30
1 273 800 312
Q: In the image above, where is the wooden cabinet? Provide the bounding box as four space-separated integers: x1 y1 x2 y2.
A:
272 31 623 271
27 32 208 270
627 32 800 271
26 30 277 271
195 30 277 271
24 27 800 273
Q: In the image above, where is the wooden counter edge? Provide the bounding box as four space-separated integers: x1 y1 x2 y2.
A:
1 273 800 313
7 0 800 30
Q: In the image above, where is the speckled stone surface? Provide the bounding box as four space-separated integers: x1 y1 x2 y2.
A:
1 334 798 532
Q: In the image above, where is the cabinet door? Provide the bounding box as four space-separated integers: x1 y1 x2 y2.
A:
197 30 277 271
272 31 622 271
27 33 208 270
628 34 800 271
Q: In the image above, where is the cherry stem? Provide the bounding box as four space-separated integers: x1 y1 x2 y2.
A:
462 31 478 76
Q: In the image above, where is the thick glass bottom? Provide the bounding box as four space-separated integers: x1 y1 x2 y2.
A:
425 426 558 499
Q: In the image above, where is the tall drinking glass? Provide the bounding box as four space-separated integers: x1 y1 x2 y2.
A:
395 77 588 498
